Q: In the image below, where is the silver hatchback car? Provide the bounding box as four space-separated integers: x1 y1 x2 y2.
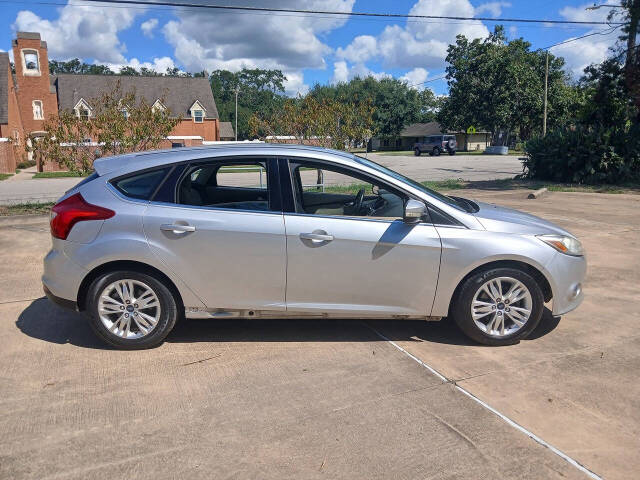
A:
43 145 585 349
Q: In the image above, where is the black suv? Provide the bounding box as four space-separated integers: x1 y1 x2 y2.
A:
414 135 457 156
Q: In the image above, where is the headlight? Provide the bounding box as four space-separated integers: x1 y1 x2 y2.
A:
537 234 584 256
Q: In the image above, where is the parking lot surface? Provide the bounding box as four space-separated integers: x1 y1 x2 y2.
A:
0 153 522 205
1 188 638 479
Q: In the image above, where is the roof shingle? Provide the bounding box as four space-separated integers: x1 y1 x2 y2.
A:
0 53 9 125
54 74 219 119
219 121 235 139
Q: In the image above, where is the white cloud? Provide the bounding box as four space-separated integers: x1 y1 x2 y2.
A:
474 2 511 17
331 61 390 84
105 56 177 74
399 67 429 88
336 0 489 71
141 18 159 39
12 2 142 63
163 0 355 96
336 35 377 63
554 0 620 76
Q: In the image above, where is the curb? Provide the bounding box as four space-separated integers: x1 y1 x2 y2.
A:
527 187 548 199
0 214 49 227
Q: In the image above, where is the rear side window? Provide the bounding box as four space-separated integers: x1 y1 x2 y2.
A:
112 168 170 200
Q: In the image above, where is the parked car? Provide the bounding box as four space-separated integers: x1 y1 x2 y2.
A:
414 135 457 156
43 145 585 349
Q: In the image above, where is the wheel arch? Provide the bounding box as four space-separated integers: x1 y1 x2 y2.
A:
77 260 185 313
447 259 553 315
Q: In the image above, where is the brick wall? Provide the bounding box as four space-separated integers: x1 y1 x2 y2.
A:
0 141 16 174
12 34 58 136
170 118 218 140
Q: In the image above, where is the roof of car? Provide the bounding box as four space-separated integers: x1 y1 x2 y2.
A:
93 143 358 176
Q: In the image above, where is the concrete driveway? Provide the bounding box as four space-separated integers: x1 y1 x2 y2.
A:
1 188 638 479
0 153 523 205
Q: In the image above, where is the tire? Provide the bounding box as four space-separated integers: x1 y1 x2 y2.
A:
414 148 421 156
450 267 544 346
86 270 178 349
448 150 456 156
432 147 441 156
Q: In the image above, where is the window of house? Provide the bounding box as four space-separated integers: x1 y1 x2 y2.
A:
78 108 90 121
22 50 39 73
121 108 129 120
176 160 272 211
13 131 20 146
289 161 408 221
32 100 44 120
193 109 204 123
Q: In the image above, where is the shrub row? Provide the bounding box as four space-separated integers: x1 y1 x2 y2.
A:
522 125 640 184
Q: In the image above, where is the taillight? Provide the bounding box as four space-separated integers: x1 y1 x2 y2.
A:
50 193 114 240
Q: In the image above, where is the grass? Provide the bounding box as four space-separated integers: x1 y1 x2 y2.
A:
32 171 86 179
374 149 525 157
0 173 12 181
0 202 55 216
320 177 640 196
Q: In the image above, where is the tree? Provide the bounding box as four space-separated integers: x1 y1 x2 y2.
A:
437 26 578 145
30 82 180 174
248 96 373 150
210 68 287 140
309 76 435 138
49 59 115 75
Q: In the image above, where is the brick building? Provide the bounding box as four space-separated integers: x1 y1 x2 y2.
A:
0 31 223 173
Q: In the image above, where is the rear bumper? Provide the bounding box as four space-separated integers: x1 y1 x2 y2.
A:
42 244 87 305
43 285 78 311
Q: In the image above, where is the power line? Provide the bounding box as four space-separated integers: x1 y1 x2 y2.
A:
541 25 621 50
49 0 627 25
408 75 447 88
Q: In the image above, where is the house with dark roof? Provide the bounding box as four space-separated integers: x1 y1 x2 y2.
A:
0 31 223 173
371 121 490 152
218 121 235 141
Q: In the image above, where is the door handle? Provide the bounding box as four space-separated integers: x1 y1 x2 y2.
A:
300 232 334 242
160 223 196 234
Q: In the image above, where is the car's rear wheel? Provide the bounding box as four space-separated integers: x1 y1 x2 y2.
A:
451 267 544 346
432 147 441 156
86 270 178 349
448 150 456 156
414 148 421 156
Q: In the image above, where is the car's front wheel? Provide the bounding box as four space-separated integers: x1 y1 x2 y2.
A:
86 270 178 349
414 148 421 156
450 267 544 346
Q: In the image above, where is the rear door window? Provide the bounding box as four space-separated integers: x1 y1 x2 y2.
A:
177 159 277 212
112 168 170 200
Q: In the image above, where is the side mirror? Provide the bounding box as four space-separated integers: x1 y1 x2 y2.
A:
404 199 426 223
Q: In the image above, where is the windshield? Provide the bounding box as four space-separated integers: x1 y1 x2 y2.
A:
354 155 465 211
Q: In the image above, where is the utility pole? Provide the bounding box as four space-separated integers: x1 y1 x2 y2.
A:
234 86 239 142
543 50 549 136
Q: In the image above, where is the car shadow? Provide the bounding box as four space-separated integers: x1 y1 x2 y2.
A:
16 297 561 350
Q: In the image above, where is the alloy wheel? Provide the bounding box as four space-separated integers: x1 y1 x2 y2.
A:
470 276 532 337
98 279 161 339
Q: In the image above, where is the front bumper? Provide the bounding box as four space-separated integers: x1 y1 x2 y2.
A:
546 252 587 316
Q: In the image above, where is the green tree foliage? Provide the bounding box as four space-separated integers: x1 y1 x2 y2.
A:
49 59 115 75
523 4 640 185
249 95 374 151
309 77 440 138
30 82 180 174
210 68 287 140
438 26 578 144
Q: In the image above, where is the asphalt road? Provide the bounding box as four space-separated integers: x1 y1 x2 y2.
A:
0 153 523 205
1 188 639 479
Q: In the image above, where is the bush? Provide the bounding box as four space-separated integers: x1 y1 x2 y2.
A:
16 160 36 169
522 125 640 184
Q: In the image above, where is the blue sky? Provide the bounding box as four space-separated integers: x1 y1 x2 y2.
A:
0 0 622 95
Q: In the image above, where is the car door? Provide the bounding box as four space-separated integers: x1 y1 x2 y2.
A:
281 158 442 317
143 157 287 312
